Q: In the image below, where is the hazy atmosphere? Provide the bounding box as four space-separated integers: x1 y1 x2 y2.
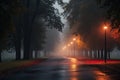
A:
1 0 120 80
1 0 120 60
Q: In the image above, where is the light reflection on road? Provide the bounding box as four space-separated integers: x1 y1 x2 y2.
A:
70 58 78 80
69 58 111 80
1 58 113 80
71 64 77 71
71 77 78 80
94 70 110 80
70 58 77 63
69 58 78 72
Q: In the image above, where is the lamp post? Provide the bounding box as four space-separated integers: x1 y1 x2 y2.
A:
73 38 76 57
63 46 66 56
70 42 73 56
104 26 107 63
67 44 71 56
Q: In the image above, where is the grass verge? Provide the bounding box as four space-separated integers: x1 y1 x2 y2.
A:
0 58 47 74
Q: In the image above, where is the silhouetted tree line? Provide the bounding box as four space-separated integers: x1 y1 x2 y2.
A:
97 0 120 48
0 0 64 61
63 0 120 51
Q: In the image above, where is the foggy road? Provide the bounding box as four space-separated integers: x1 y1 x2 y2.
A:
1 0 120 80
1 58 120 80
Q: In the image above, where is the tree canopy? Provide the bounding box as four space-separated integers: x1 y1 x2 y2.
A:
0 0 23 51
63 0 116 50
97 0 120 30
0 0 64 60
97 0 120 46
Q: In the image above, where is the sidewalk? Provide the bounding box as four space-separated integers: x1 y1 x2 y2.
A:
0 58 47 74
69 57 120 65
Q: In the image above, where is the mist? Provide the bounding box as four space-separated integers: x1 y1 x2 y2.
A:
65 0 117 50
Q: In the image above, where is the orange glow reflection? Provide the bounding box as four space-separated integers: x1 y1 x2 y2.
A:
71 77 78 80
70 58 77 71
70 58 77 63
71 64 76 69
95 70 110 80
70 64 77 72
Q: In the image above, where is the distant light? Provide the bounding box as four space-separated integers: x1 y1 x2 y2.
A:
64 46 66 48
70 58 77 63
68 44 70 46
63 46 67 50
73 38 76 41
71 64 77 71
71 42 73 44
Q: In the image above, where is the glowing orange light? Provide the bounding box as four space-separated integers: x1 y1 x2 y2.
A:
73 38 76 41
70 58 77 63
104 26 108 30
111 29 120 39
68 44 70 47
71 64 77 71
71 77 77 80
95 70 108 80
71 42 73 44
71 64 76 69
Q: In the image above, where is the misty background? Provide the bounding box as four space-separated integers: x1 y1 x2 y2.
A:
1 0 120 61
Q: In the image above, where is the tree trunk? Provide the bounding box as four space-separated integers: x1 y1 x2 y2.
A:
0 51 1 62
23 0 41 60
108 51 110 59
15 17 22 60
23 0 31 60
89 50 92 59
98 50 100 59
15 36 21 60
29 0 41 59
101 49 104 59
29 48 33 59
94 50 97 59
35 50 38 59
23 29 31 60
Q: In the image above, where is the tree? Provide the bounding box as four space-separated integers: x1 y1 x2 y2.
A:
0 0 23 61
31 19 46 58
0 0 64 61
97 0 120 30
63 0 116 50
20 0 64 59
97 0 120 47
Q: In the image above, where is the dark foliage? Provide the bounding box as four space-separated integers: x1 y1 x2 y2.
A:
98 0 120 30
63 0 116 50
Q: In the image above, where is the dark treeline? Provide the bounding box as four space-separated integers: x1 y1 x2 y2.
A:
63 0 120 51
0 0 64 61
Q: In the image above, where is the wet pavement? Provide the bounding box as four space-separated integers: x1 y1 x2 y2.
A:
0 58 120 80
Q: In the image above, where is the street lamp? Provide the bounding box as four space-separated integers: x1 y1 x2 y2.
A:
73 38 76 41
70 42 73 56
71 42 73 44
68 44 70 47
67 44 71 56
104 26 108 63
73 38 76 57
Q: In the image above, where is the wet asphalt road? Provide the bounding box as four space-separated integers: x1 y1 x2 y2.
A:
1 58 120 80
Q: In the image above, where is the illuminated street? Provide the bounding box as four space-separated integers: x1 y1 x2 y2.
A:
1 0 120 80
1 58 120 80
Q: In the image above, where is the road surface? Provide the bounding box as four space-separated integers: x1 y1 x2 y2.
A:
0 58 120 80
